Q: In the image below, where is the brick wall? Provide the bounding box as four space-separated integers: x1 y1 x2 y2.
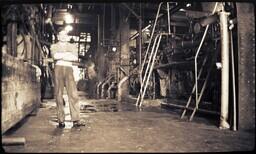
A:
1 53 41 134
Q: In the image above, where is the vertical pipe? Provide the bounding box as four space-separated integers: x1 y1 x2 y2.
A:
103 4 105 46
219 10 230 129
31 35 35 64
97 15 100 48
167 2 171 34
230 30 237 131
139 3 142 84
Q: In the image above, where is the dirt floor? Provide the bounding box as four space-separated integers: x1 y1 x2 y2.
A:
2 95 255 152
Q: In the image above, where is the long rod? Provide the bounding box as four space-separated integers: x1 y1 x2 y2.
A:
130 25 151 40
167 2 171 34
139 3 142 85
189 53 215 121
181 54 209 119
194 2 218 109
103 4 105 45
140 34 162 107
140 2 163 80
97 15 100 48
230 28 237 131
162 102 220 116
219 8 230 129
136 35 160 106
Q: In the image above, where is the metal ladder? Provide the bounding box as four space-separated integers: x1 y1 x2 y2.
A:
136 2 172 107
136 34 163 107
180 52 216 121
180 2 219 121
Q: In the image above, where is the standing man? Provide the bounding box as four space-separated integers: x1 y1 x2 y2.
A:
51 28 85 128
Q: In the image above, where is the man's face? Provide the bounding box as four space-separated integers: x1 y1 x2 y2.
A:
58 30 69 42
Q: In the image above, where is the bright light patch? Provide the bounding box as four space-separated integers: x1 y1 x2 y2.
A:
112 47 117 52
64 13 74 24
86 34 91 42
65 25 73 32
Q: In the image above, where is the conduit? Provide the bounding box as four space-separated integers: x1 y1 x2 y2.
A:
219 9 230 129
117 76 129 101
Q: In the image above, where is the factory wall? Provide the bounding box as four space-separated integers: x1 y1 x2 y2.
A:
1 53 41 134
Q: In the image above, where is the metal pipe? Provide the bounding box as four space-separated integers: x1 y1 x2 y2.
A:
46 5 53 19
101 75 114 98
129 24 151 40
97 15 100 48
140 34 162 107
107 82 117 99
200 13 218 27
230 31 237 131
177 40 200 48
119 66 128 76
139 3 142 85
219 9 230 129
167 2 171 34
96 81 103 99
103 4 105 45
117 76 129 101
230 30 237 131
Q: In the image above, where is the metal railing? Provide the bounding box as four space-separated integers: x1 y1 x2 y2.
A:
194 2 218 109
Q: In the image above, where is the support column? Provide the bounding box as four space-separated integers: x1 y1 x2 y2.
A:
219 9 230 129
119 8 130 98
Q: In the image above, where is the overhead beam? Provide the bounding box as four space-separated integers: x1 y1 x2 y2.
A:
121 3 140 19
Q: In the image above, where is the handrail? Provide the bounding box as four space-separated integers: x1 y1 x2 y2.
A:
140 2 163 81
139 34 163 107
194 2 218 109
136 34 160 106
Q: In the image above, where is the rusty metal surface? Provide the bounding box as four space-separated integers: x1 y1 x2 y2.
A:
236 3 255 131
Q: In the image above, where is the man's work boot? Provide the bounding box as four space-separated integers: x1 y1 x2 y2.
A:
58 122 65 128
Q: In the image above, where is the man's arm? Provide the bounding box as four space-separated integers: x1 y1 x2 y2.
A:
50 43 64 60
50 42 78 61
61 43 78 61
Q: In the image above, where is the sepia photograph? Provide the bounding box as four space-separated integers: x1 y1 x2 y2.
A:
1 0 255 152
